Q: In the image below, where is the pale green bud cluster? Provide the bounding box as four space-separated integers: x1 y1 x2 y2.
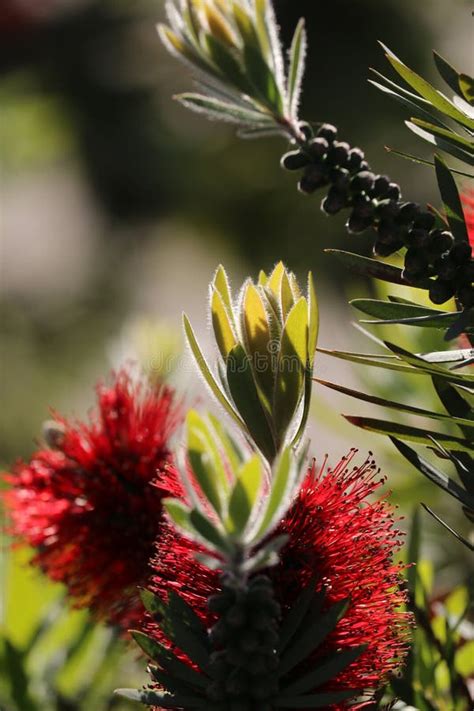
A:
158 0 307 134
184 262 318 461
164 410 302 577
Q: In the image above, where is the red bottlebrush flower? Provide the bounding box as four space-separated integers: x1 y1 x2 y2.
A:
146 451 409 709
461 188 474 247
3 369 184 629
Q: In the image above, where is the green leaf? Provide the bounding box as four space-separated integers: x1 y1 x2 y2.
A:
243 43 283 112
213 264 233 312
421 504 474 551
369 75 451 129
226 343 276 460
407 507 421 593
241 281 274 402
351 297 457 328
411 119 474 153
281 646 366 695
384 145 474 178
211 287 237 360
3 638 40 711
164 592 211 671
382 340 474 385
205 34 249 94
274 690 359 708
183 314 245 430
406 119 474 165
253 446 296 540
189 508 231 553
432 375 474 439
318 347 424 375
459 73 474 104
187 411 228 514
278 581 322 653
315 378 474 429
279 599 349 675
433 51 463 98
131 630 167 663
227 455 263 536
345 415 474 453
435 154 471 244
149 666 203 696
140 589 166 617
381 43 474 130
274 297 308 439
176 92 273 126
325 249 430 288
163 499 193 535
207 412 243 472
287 18 307 118
391 438 474 510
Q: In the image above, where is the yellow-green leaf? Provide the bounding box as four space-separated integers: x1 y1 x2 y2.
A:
213 264 233 311
280 270 294 321
227 455 263 536
273 297 308 440
267 261 285 301
183 314 244 429
211 288 237 360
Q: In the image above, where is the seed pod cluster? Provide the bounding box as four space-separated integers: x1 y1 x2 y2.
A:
206 575 281 711
281 123 474 307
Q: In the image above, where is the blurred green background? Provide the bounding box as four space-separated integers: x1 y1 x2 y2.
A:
1 1 473 709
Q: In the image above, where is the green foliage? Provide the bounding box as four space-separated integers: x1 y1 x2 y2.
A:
118 582 364 709
371 43 474 166
158 0 309 136
0 548 144 711
184 263 318 461
163 409 304 573
387 512 474 711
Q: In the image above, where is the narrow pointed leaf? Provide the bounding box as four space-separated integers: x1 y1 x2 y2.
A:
226 343 276 459
279 599 349 675
281 645 366 695
278 580 321 653
254 447 296 540
459 73 474 104
213 264 233 312
381 43 474 129
189 508 230 553
325 249 430 288
274 297 308 439
288 18 307 118
211 288 237 360
433 51 463 98
242 282 274 400
406 120 474 165
316 378 474 429
227 455 263 535
345 415 474 453
421 504 474 550
391 438 474 509
183 314 245 429
176 93 272 126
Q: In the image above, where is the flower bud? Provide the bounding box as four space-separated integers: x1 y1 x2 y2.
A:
184 263 318 460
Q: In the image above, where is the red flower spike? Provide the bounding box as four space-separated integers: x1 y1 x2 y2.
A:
3 369 184 629
147 451 410 709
